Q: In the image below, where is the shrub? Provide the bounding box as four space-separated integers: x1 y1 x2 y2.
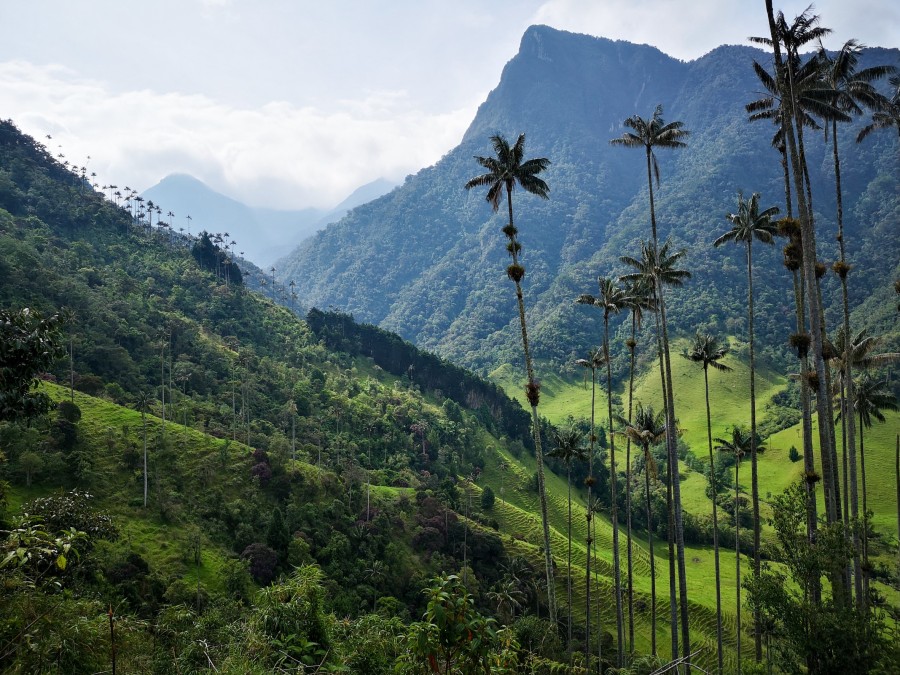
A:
481 486 495 510
241 543 278 585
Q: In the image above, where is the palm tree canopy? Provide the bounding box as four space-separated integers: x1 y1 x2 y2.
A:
574 346 606 372
829 328 900 380
682 332 733 373
818 39 896 120
577 277 630 320
715 192 780 248
857 74 900 142
715 426 766 461
548 427 587 465
621 403 666 480
750 7 831 56
621 403 666 450
620 239 691 289
849 373 899 428
621 278 657 330
609 104 689 187
464 133 550 212
746 56 844 142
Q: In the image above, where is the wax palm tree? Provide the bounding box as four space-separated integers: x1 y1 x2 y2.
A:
465 133 556 624
681 332 732 674
622 403 666 656
842 372 900 594
757 5 843 558
716 426 765 674
830 329 900 513
620 278 656 654
487 578 526 626
136 391 150 507
714 191 778 631
620 238 691 660
578 277 628 666
778 215 820 561
852 373 899 512
548 426 587 653
609 105 688 246
856 74 900 142
574 346 605 663
612 107 692 660
746 52 840 223
820 43 895 604
831 329 900 591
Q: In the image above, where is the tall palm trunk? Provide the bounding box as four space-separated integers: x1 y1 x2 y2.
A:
603 313 625 667
652 303 679 662
831 118 863 604
626 318 637 654
703 364 724 674
792 267 821 601
746 239 763 662
658 280 691 661
780 164 820 599
667 455 679 663
585 368 596 667
764 0 847 602
566 461 573 655
644 451 657 656
142 407 148 508
505 184 557 625
645 144 690 663
735 456 743 675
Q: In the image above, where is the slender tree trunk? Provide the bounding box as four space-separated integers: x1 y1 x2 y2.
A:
832 119 863 605
108 605 116 675
645 143 688 661
594 515 603 672
567 464 573 655
746 241 763 662
585 368 596 667
735 457 742 675
764 0 847 601
142 409 148 508
69 333 74 403
645 454 657 657
841 379 851 533
667 457 679 664
626 318 637 655
160 343 166 440
659 284 691 663
604 314 625 667
505 184 557 626
704 367 724 674
653 303 679 663
793 268 821 602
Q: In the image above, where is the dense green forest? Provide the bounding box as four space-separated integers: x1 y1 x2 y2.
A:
2 5 900 675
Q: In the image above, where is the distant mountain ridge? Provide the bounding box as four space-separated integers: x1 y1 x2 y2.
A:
278 25 900 376
142 174 395 266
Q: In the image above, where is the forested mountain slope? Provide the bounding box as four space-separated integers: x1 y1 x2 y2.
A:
280 26 900 377
0 119 571 670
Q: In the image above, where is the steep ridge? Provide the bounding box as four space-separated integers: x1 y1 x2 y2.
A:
280 26 900 377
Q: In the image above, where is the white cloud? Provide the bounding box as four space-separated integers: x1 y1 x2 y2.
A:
1 1 894 211
0 60 475 208
532 0 898 60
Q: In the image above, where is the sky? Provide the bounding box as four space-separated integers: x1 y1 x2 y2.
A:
1 0 897 210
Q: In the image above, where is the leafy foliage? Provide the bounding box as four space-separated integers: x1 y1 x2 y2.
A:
0 307 66 422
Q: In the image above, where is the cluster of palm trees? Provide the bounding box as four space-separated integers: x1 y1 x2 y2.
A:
465 4 897 673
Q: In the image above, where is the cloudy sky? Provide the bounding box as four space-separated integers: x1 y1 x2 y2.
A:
2 0 896 209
